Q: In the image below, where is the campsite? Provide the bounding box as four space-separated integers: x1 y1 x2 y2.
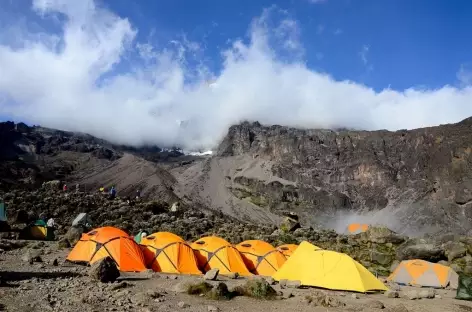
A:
0 187 472 312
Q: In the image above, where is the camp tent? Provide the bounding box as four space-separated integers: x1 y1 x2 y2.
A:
277 244 302 258
191 236 251 276
235 240 286 276
456 274 472 300
0 202 6 222
66 226 146 272
273 241 388 292
140 232 201 274
388 260 459 289
134 230 147 244
346 223 369 235
19 220 55 240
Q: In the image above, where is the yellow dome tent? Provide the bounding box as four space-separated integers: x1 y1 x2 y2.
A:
272 241 388 292
191 236 251 276
235 240 286 276
388 259 458 289
140 232 202 275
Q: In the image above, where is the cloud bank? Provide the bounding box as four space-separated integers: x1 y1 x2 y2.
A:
0 0 472 150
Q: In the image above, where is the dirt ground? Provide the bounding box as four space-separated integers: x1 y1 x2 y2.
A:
1 240 472 312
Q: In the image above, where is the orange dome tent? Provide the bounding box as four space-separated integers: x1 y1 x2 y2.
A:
277 244 299 258
140 232 201 275
236 240 286 276
347 223 369 235
388 259 459 289
191 236 251 276
66 226 146 272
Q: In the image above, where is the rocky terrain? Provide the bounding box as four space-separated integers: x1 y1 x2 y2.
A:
2 117 472 237
0 187 472 311
195 118 472 236
3 186 472 278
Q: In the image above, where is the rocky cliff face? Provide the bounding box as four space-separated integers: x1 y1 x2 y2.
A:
215 118 472 235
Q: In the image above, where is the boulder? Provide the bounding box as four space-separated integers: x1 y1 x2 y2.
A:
21 249 42 263
306 292 343 308
177 301 189 309
207 282 232 300
396 238 445 262
280 217 301 233
286 280 301 288
265 277 276 285
385 290 400 298
443 241 467 262
366 300 385 309
204 269 219 281
362 227 405 244
418 289 436 299
371 250 394 266
403 290 418 300
64 226 84 246
88 257 120 283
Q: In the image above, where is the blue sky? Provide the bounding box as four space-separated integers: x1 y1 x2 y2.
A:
102 0 471 90
0 0 471 149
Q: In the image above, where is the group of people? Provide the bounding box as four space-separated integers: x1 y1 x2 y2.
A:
61 182 142 201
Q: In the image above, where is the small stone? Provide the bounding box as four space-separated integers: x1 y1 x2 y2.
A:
286 280 301 288
170 275 178 280
265 277 276 285
22 249 42 263
279 279 288 288
52 259 59 266
177 301 189 309
385 290 400 298
146 290 163 299
204 269 219 281
226 272 239 279
281 290 293 299
418 289 436 299
207 305 219 312
434 294 442 299
404 290 418 300
110 281 130 291
366 300 385 309
351 293 359 299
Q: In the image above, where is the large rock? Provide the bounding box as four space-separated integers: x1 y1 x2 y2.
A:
362 227 406 244
204 269 219 281
396 238 445 262
21 249 42 263
88 257 120 283
371 250 394 266
280 216 301 233
443 241 467 262
64 226 84 246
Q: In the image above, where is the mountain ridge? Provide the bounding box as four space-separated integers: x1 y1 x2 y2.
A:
2 117 472 235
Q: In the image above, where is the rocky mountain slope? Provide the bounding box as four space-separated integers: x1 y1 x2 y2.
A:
203 118 472 235
2 117 472 236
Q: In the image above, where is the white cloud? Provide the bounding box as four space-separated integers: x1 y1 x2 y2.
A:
309 0 327 3
0 0 472 151
334 28 343 35
457 63 472 87
359 44 369 65
316 24 325 34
